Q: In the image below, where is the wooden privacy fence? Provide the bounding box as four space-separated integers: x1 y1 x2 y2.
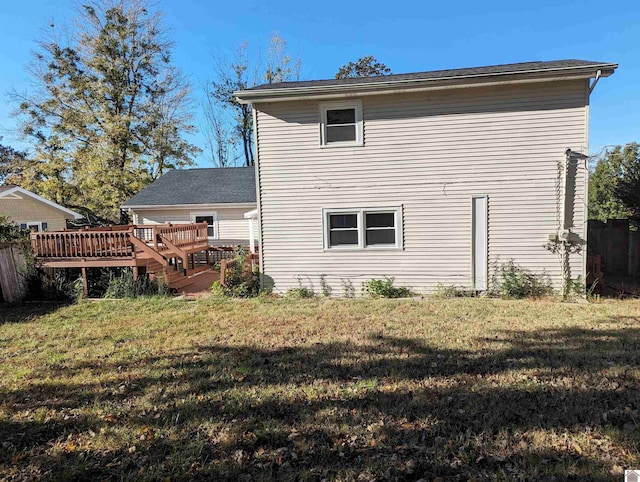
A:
220 253 259 286
588 219 640 278
0 242 27 303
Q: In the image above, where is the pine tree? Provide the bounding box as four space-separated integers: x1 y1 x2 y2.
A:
13 0 198 220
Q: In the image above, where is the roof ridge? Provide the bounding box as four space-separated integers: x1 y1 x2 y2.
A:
237 59 617 98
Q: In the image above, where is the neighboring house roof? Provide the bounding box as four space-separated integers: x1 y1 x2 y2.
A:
0 185 83 219
235 59 617 103
122 167 256 208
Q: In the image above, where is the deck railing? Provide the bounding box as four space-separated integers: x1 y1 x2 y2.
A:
32 230 134 259
155 222 209 250
31 223 209 260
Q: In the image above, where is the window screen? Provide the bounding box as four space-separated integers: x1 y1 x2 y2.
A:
365 212 396 246
328 213 358 246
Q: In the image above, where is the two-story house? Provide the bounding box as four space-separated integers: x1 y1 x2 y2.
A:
235 60 617 295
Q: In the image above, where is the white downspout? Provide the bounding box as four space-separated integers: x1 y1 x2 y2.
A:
249 218 255 253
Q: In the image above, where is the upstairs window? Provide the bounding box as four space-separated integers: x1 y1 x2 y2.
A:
320 101 363 147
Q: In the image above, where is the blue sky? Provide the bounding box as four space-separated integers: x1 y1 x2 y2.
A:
0 0 637 166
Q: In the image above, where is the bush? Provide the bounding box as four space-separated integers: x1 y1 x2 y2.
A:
286 287 316 298
211 247 261 298
496 260 554 299
362 277 415 298
0 216 30 244
433 283 476 299
24 270 83 303
104 270 167 298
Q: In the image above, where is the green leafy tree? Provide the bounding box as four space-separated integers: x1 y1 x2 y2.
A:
206 33 300 167
0 139 29 184
588 144 636 222
12 0 198 220
614 143 640 222
335 56 391 79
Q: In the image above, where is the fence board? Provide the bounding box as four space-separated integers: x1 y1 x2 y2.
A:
588 218 639 278
0 244 27 303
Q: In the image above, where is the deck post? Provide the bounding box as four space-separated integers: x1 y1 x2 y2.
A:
81 267 88 296
220 259 227 286
132 266 139 281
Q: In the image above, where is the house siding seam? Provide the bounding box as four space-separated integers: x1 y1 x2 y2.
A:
254 80 589 295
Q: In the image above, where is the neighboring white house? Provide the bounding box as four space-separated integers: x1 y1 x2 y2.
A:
235 59 617 295
122 167 257 248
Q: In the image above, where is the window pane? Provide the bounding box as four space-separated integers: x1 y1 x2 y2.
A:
330 230 359 246
366 229 395 245
326 108 355 125
326 125 356 143
195 216 214 225
366 212 395 228
329 214 357 229
207 226 215 237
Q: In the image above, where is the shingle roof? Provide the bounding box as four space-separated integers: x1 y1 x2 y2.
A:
122 168 256 207
0 184 17 194
243 59 616 92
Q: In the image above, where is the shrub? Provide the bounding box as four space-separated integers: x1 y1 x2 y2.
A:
362 277 414 298
497 260 554 299
341 279 355 298
433 283 476 299
104 270 167 298
211 247 261 298
319 275 332 297
286 286 316 298
0 216 30 244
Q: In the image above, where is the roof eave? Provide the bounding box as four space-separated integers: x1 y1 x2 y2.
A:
0 186 84 219
121 202 257 210
235 64 617 104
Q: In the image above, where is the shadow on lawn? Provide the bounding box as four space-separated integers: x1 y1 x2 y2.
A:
1 322 639 480
0 301 66 325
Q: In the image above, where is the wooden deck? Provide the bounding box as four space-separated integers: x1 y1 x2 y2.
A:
31 223 216 293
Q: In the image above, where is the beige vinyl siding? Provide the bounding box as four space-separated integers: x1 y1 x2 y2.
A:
132 206 255 240
0 195 73 231
254 80 589 295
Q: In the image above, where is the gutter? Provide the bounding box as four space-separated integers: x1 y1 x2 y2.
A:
235 64 617 104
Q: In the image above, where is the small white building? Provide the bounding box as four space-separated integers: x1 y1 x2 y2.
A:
235 59 617 295
122 167 257 249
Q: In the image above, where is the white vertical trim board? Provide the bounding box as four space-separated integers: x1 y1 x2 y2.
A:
472 196 488 291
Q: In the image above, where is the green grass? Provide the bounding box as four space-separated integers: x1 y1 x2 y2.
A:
1 297 639 480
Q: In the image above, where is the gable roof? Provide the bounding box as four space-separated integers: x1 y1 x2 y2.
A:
235 59 617 103
0 185 83 219
122 167 256 208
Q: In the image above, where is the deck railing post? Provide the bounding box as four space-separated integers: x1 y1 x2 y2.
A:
220 259 227 286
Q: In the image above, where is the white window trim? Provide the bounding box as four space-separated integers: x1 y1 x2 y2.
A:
319 100 363 148
322 206 403 251
24 221 44 232
190 211 218 239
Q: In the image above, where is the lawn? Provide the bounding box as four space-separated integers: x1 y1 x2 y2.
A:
1 297 639 481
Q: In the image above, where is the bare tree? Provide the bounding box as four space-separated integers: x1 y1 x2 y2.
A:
202 81 235 167
204 33 301 167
